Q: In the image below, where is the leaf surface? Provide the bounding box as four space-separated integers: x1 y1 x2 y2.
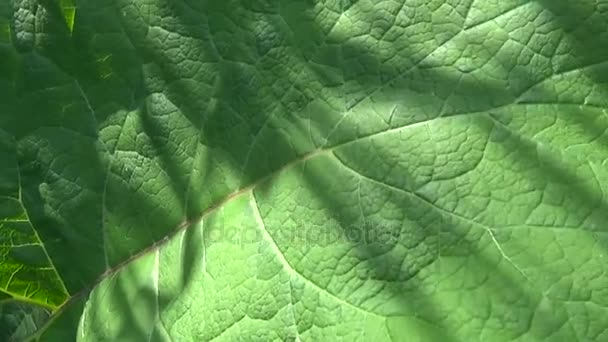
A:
2 0 608 341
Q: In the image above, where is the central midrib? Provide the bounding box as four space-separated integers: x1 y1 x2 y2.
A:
59 108 496 311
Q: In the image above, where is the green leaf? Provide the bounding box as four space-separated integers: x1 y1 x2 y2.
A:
2 0 608 341
0 298 51 342
0 130 68 309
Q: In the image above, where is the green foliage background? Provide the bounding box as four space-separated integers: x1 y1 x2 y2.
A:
1 0 608 340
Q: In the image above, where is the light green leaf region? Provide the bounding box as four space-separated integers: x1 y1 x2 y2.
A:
1 0 608 340
59 0 76 34
0 130 67 307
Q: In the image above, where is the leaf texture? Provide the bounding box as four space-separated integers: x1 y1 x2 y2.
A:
1 0 608 341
